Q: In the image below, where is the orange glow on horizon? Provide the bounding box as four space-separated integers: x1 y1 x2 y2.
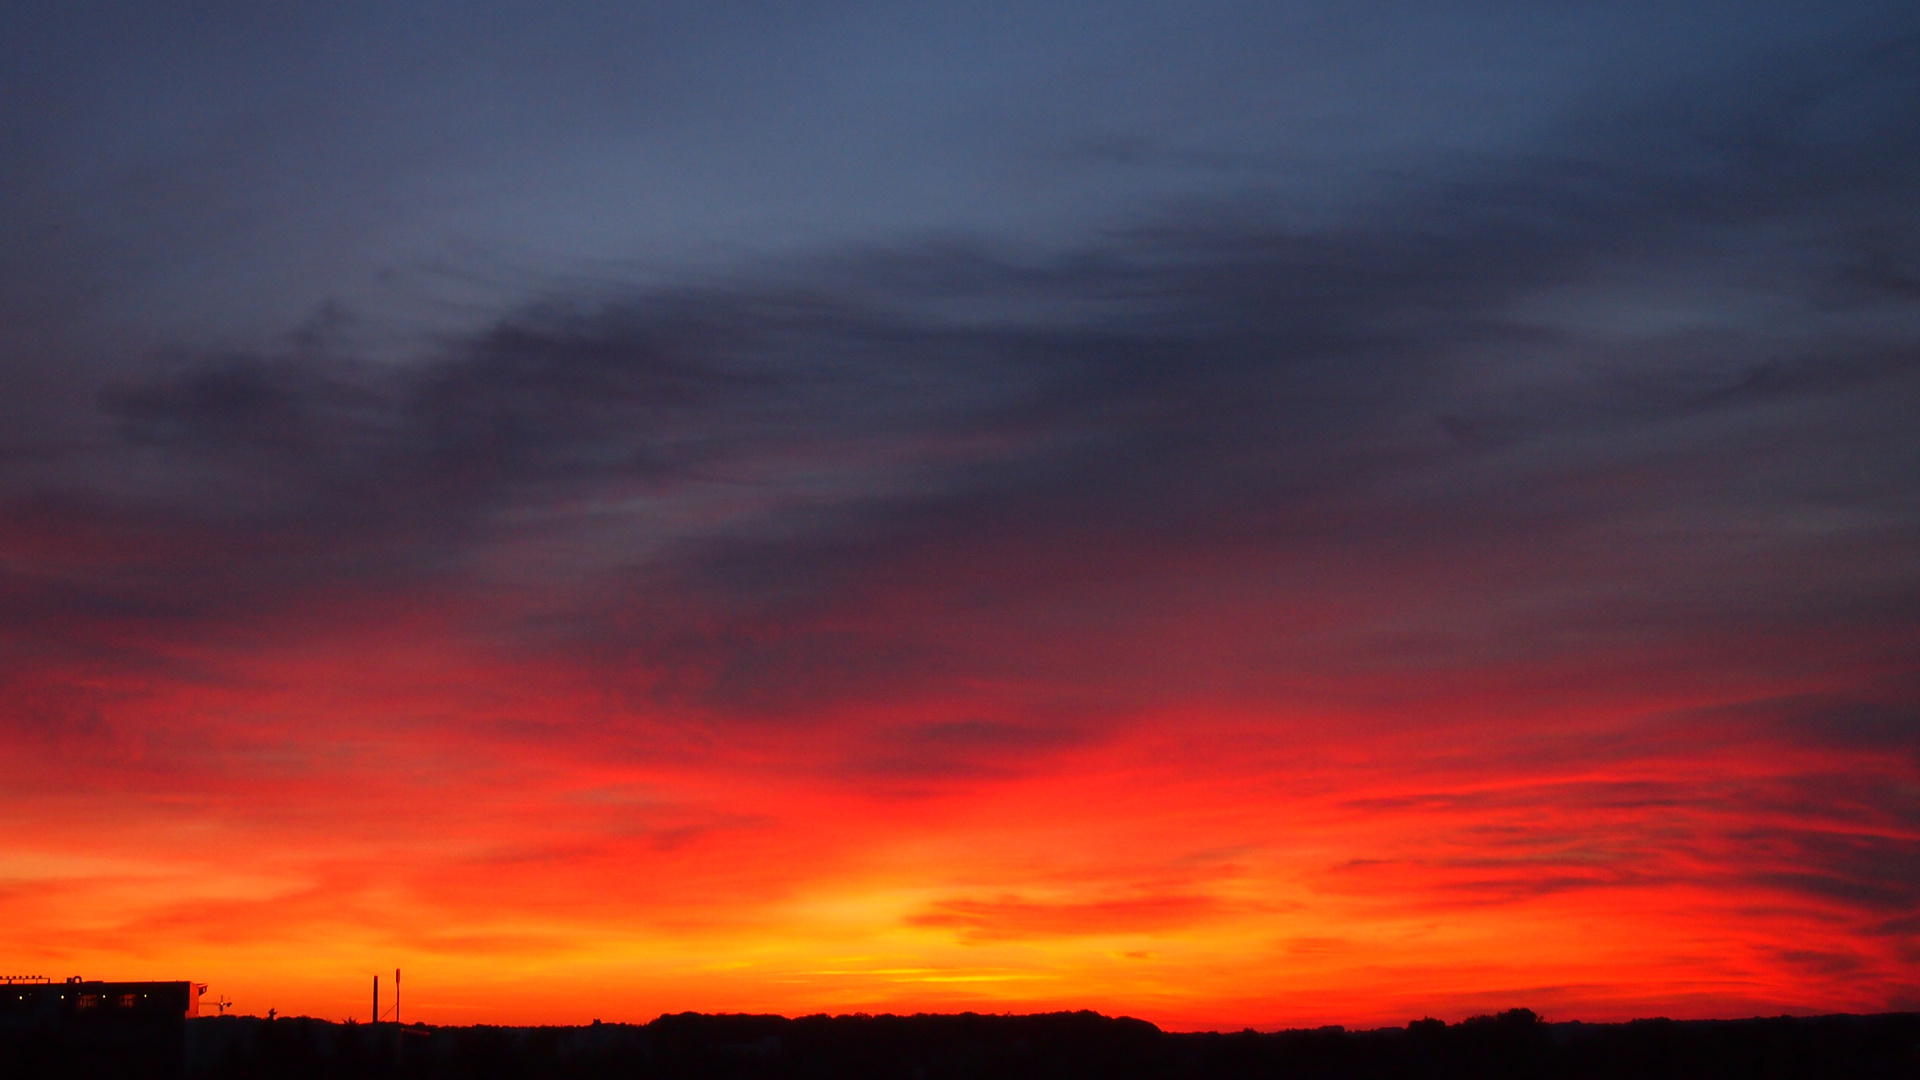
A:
4 607 1912 1031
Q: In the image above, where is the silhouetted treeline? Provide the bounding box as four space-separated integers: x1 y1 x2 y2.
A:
6 1006 1919 1079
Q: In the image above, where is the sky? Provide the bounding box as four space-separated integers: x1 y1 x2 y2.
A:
2 1 1917 1030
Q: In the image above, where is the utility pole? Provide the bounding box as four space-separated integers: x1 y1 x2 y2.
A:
371 975 379 1027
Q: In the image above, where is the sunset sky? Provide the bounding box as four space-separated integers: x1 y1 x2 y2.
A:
2 2 1917 1030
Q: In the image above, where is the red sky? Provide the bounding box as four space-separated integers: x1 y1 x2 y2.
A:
5 440 1915 1027
3 3 1918 1030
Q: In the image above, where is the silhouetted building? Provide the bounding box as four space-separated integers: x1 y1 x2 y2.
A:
2 977 206 1028
2 978 205 1078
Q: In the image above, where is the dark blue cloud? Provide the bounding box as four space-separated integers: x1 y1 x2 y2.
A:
0 10 1912 763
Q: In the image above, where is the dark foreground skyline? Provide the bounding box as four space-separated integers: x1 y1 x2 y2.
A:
7 1008 1920 1079
4 2 1919 1025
